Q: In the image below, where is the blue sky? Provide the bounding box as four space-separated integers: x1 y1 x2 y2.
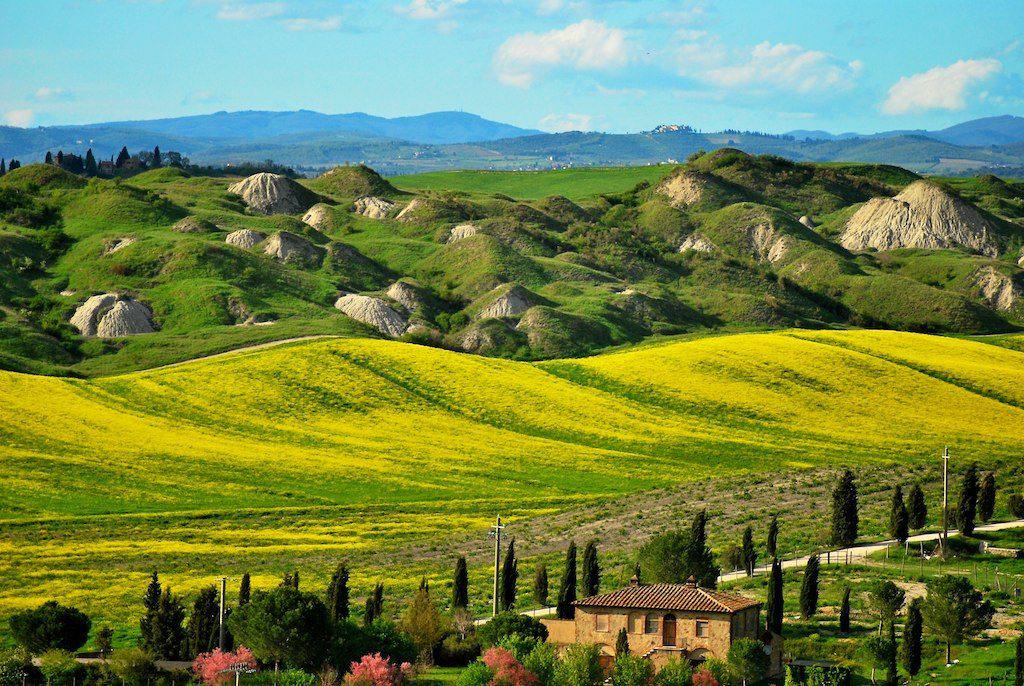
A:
2 0 1023 134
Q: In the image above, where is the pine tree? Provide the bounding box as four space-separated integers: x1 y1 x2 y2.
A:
979 473 996 523
908 483 927 530
830 469 859 546
839 587 851 634
890 485 909 544
115 146 130 168
327 563 350 620
533 563 548 606
153 146 162 168
957 462 980 535
501 537 518 610
614 627 629 657
364 583 384 625
186 586 219 658
140 571 162 651
452 556 469 610
45 151 53 165
556 541 577 619
741 526 756 577
152 587 186 660
56 151 64 167
800 554 820 619
581 540 600 597
8 160 20 171
238 573 250 606
84 149 97 177
766 558 783 634
766 515 779 559
902 597 922 677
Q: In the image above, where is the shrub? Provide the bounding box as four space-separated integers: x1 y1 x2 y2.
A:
1009 494 1024 519
651 659 691 686
9 602 91 654
456 662 493 686
344 654 413 686
38 650 78 686
193 647 256 686
436 634 480 667
106 648 155 686
610 654 652 686
691 670 717 686
552 644 602 686
521 643 558 686
477 613 548 649
481 647 537 686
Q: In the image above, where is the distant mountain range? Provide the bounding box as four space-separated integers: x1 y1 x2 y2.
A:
2 111 1024 176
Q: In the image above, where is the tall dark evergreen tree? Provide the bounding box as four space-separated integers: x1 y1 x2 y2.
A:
614 628 629 657
0 159 6 175
741 526 756 577
45 151 53 165
238 573 251 607
452 556 469 610
501 537 518 610
292 571 300 589
766 515 779 559
186 586 219 658
682 510 720 588
84 149 97 177
830 469 859 546
364 583 384 625
581 541 600 597
152 146 162 168
326 563 350 620
885 621 898 686
839 587 851 634
766 558 783 635
979 473 996 524
151 587 186 660
115 146 130 168
140 572 162 651
957 462 980 535
56 151 64 167
556 541 577 619
908 483 927 530
1015 633 1023 686
800 554 820 619
533 564 548 606
890 485 909 544
901 597 923 678
8 160 20 171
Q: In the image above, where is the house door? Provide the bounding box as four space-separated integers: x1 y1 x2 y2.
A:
662 614 677 646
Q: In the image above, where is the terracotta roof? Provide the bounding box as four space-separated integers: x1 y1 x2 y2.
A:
575 583 760 614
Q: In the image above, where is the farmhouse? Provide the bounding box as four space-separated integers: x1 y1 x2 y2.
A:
542 576 781 673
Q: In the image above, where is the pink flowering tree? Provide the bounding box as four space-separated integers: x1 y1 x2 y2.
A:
344 653 414 686
691 669 718 686
480 648 538 686
193 647 257 686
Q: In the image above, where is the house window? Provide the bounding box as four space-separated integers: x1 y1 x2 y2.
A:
629 613 642 634
595 613 609 632
644 613 660 634
696 620 710 638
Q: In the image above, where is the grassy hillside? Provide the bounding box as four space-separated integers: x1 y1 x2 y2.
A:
2 329 1024 635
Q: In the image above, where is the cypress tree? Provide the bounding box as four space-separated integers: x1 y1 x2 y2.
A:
9 160 20 171
830 469 859 546
614 627 629 657
741 526 756 576
533 564 548 606
766 558 783 634
140 571 162 651
0 159 6 175
364 583 384 625
85 149 97 177
501 537 518 610
292 571 299 589
153 146 162 168
152 587 186 660
839 587 851 634
1015 633 1023 686
45 151 53 164
327 563 350 620
556 541 577 619
238 573 250 606
957 462 980 535
56 151 63 167
800 554 820 619
115 146 130 168
908 483 927 530
581 540 600 597
902 598 922 677
890 485 909 544
452 556 469 610
766 515 779 559
185 586 219 658
979 472 996 523
690 510 708 553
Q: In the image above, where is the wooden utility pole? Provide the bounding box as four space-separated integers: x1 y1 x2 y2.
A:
941 446 950 555
219 577 227 650
489 516 505 616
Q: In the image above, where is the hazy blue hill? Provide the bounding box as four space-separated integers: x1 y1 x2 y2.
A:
931 115 1024 146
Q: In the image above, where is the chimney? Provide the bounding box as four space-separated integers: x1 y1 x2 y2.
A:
684 575 698 588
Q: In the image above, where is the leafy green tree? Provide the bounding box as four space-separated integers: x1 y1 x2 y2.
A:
610 653 652 686
885 622 897 686
766 515 779 559
614 628 629 657
800 554 820 619
8 601 91 654
501 538 519 611
652 658 692 686
830 469 859 546
581 541 600 597
727 638 768 686
553 643 603 686
1015 633 1023 686
533 564 548 606
327 563 350 621
861 631 895 686
766 558 783 634
957 462 979 536
106 648 155 686
238 573 251 607
637 530 719 588
228 586 331 672
400 585 447 663
839 587 851 634
907 483 927 530
901 598 922 677
523 642 559 686
185 586 219 658
478 612 548 649
889 485 908 544
38 650 77 686
556 542 577 620
96 626 114 657
979 472 996 523
868 581 905 635
921 575 994 665
84 150 97 177
1011 494 1024 519
741 527 756 577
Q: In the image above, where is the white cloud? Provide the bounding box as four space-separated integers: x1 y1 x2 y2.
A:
216 2 286 21
34 86 68 100
494 19 629 88
281 16 342 31
4 109 34 127
881 59 1002 115
539 113 595 132
596 83 646 98
702 41 862 93
396 0 467 20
